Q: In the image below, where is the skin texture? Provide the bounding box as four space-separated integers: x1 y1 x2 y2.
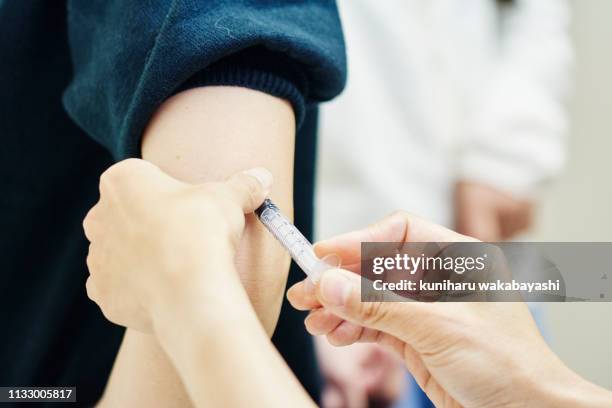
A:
96 86 295 407
288 212 612 408
84 160 315 408
84 160 274 332
85 173 612 408
140 86 294 332
454 181 534 241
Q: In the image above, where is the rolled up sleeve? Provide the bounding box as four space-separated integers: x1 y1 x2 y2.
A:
62 0 347 159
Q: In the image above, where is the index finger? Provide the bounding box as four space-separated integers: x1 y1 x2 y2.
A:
314 211 475 265
314 212 409 265
286 280 322 311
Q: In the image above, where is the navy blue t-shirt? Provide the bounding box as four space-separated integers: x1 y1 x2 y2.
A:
0 1 346 405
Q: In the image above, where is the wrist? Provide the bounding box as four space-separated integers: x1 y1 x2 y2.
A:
149 258 247 336
543 375 612 407
523 354 612 408
152 280 262 383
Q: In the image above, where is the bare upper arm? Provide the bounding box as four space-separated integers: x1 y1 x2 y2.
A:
142 86 295 327
98 86 296 407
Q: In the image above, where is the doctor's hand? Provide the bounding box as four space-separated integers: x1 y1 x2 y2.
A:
83 159 271 333
288 212 611 408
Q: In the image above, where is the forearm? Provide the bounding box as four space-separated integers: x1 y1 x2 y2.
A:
153 264 315 408
97 331 193 407
528 360 612 408
556 382 612 408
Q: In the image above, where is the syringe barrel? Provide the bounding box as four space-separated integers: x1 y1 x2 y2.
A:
255 199 325 278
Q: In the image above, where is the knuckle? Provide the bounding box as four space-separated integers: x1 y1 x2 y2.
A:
359 301 389 326
120 158 142 167
101 161 122 180
85 252 95 271
99 169 122 195
99 159 143 189
82 217 91 238
114 158 143 173
85 253 91 269
82 207 97 236
98 170 112 192
85 277 97 300
85 243 101 273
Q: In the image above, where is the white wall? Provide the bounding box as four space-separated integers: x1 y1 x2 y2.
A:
535 0 612 389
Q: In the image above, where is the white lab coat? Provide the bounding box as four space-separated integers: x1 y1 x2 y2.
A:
316 0 573 238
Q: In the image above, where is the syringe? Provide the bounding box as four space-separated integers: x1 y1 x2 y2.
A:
255 199 339 281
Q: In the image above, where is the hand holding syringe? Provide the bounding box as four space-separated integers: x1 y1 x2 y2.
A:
255 199 339 280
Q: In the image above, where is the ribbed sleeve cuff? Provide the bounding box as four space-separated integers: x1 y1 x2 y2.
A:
175 46 308 127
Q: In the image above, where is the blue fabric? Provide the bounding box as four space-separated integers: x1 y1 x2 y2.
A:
0 1 346 405
63 0 346 159
395 376 434 408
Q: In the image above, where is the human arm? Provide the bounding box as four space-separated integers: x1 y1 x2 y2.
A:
454 180 534 241
95 86 295 406
288 212 612 407
455 0 573 240
155 255 315 408
141 86 295 332
83 159 315 407
64 1 346 403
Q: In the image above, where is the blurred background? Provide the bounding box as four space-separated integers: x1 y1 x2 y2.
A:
535 0 612 390
314 0 612 406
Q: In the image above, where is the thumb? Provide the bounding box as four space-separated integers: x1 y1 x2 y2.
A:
224 167 273 213
316 268 424 341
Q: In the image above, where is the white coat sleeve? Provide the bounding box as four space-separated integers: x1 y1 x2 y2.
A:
457 0 574 197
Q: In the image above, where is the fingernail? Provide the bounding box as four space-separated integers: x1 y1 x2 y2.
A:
313 241 323 252
243 168 273 191
320 270 353 306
